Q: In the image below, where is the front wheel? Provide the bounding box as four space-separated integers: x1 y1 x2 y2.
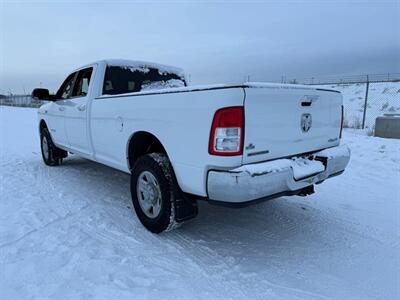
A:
130 153 178 233
40 128 67 166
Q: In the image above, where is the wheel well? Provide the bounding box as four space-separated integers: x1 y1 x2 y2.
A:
127 132 167 170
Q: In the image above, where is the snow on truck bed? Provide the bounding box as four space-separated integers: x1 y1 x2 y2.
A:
1 106 399 300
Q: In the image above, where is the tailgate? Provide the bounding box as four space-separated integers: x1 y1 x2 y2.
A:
243 85 342 164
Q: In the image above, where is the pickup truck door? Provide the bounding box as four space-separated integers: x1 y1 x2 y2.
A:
64 66 95 156
47 72 77 147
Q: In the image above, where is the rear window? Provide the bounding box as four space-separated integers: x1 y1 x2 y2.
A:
102 66 186 95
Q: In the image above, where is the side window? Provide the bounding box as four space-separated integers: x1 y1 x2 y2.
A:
103 66 140 95
72 68 93 97
102 66 185 95
56 72 77 100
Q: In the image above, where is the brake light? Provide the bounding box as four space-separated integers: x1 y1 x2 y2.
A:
209 106 244 156
340 105 344 139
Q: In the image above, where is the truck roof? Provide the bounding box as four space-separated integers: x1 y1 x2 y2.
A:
77 59 186 80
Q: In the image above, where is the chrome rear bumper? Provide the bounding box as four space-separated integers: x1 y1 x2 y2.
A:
207 144 350 204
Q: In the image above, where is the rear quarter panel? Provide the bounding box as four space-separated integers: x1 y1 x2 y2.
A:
90 87 245 196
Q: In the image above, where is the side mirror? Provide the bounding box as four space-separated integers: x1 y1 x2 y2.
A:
32 88 54 100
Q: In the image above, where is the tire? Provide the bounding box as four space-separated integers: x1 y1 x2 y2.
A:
130 153 179 233
40 127 67 166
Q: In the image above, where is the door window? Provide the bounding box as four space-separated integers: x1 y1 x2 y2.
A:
56 72 77 99
72 68 93 97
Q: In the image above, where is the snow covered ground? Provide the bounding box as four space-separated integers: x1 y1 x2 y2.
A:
317 82 400 129
1 106 399 300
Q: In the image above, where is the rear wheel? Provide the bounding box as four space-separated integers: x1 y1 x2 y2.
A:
130 153 178 233
40 128 67 166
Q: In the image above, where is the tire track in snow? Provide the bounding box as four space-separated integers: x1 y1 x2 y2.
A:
163 231 260 300
0 204 90 249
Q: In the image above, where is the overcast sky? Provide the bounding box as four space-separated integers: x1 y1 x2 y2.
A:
1 0 399 94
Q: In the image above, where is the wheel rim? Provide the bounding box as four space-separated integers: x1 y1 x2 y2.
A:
136 171 162 219
42 135 49 160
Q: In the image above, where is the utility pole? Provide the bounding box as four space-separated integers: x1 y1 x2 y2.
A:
362 75 369 129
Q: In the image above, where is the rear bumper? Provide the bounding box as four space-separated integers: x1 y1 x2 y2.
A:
207 144 350 204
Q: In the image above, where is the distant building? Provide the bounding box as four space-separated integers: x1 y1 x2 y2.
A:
0 94 43 107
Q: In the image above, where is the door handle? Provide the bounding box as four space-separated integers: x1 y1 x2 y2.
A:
58 106 65 111
301 101 312 107
77 104 86 111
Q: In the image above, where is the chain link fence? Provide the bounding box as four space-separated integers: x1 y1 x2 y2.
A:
282 73 400 85
278 73 400 131
313 81 400 131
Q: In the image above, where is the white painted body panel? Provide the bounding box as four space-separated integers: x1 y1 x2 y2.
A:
63 64 99 157
39 101 68 145
90 87 245 196
243 86 342 164
38 59 343 198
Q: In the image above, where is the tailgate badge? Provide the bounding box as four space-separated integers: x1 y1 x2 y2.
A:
246 143 255 150
301 113 312 132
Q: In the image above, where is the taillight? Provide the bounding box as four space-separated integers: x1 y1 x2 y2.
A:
340 105 344 139
209 106 244 156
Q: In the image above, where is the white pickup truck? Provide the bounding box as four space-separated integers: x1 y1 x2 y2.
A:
34 59 350 233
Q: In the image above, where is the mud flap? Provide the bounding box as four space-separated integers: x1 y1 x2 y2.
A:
174 194 198 222
54 148 68 159
149 152 199 224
